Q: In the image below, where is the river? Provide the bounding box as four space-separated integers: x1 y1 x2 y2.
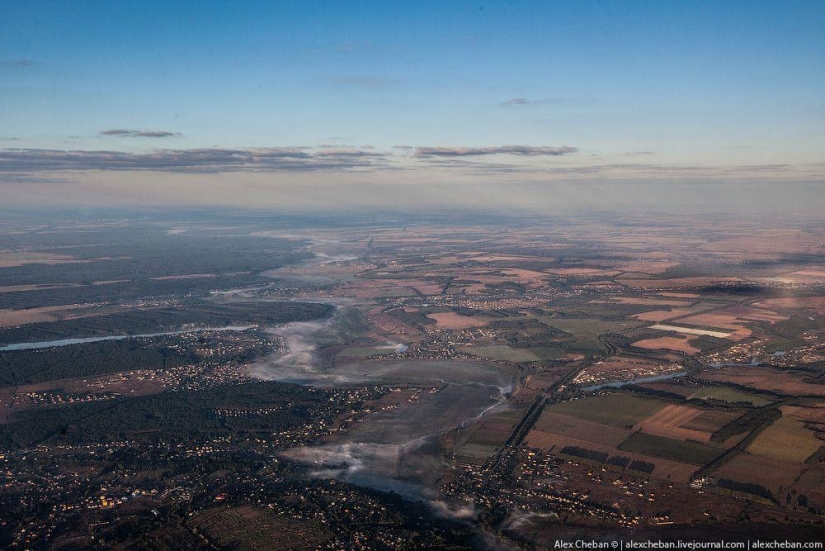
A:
0 325 255 352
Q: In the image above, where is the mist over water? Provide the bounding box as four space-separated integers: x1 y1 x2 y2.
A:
249 306 514 514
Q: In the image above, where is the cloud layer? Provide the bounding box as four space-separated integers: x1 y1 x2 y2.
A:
412 145 577 157
100 129 181 138
0 147 387 173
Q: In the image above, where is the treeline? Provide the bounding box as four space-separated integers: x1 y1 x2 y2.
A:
717 478 777 503
0 339 194 385
0 381 357 451
710 408 782 444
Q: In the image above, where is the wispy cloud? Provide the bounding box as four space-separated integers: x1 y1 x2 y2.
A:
500 98 533 106
313 148 385 158
413 145 577 157
100 129 181 138
0 147 390 173
0 59 36 68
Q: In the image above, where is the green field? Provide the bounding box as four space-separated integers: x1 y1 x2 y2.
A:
619 432 722 465
339 346 401 358
548 394 666 429
538 318 644 339
461 345 541 362
689 387 773 407
530 346 568 360
746 416 823 463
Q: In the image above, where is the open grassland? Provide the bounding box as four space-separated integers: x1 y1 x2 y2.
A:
688 386 774 406
539 318 644 339
339 345 401 358
548 394 666 429
745 415 823 464
528 346 568 360
634 308 698 322
639 382 773 406
461 345 541 362
618 432 722 465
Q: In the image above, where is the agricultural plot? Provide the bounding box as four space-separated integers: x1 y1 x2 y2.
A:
528 346 568 360
539 318 644 339
648 324 731 339
547 394 666 429
699 367 825 397
634 404 720 444
755 296 825 315
618 432 722 465
679 409 745 433
532 411 631 447
745 415 823 464
712 453 804 495
632 335 701 354
524 428 697 483
687 386 773 406
453 406 526 465
426 312 490 329
189 505 330 550
633 308 698 322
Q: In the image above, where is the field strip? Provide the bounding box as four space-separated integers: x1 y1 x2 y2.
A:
649 324 731 338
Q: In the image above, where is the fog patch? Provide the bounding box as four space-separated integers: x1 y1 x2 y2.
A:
502 510 560 531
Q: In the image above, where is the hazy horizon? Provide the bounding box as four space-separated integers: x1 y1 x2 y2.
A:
2 1 824 213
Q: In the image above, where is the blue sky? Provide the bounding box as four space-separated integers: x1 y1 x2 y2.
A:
1 1 824 210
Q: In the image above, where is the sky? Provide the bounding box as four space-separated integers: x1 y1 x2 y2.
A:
1 0 824 212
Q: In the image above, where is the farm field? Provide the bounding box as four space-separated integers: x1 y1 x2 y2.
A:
426 312 490 329
689 386 774 406
532 411 632 447
745 415 823 464
712 453 804 496
649 324 731 339
538 318 644 340
523 427 698 483
699 367 825 397
618 431 722 465
547 394 667 429
634 404 723 444
632 335 701 354
461 345 541 363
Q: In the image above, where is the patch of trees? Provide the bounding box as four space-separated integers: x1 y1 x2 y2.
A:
628 460 655 474
0 340 195 385
717 478 776 503
710 408 782 444
560 446 609 463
